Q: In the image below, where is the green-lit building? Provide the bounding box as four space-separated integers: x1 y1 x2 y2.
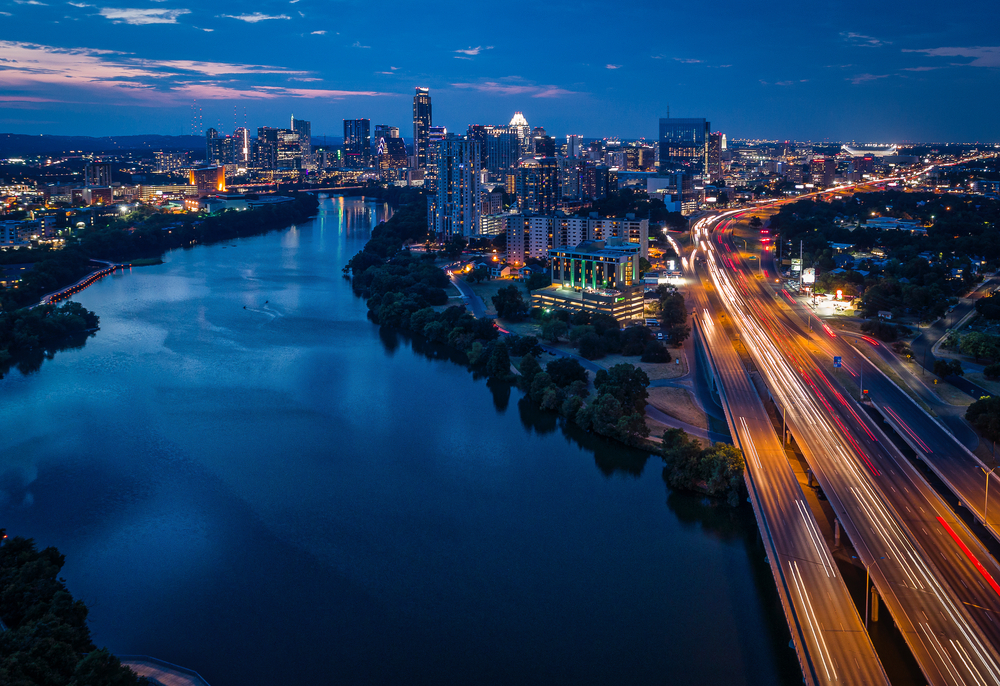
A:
530 239 644 322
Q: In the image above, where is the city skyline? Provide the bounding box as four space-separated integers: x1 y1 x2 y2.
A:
1 0 998 142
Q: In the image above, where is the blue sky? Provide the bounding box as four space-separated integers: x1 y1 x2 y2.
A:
1 0 998 141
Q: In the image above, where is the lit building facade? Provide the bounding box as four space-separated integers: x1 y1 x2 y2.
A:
343 119 371 168
413 87 432 169
291 117 313 170
515 155 561 214
506 214 648 264
531 240 644 322
432 135 482 238
189 166 226 197
658 117 710 173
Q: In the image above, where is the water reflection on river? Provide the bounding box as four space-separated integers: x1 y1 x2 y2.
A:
0 197 797 685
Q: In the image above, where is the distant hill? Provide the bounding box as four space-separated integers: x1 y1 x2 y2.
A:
0 133 205 156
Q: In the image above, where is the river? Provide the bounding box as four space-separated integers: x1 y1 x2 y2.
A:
0 196 798 685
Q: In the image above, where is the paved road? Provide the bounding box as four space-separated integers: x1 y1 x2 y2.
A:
449 273 487 318
910 278 996 375
710 212 1000 685
686 226 888 686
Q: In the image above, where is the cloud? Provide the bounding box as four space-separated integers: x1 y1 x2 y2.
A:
0 40 393 106
841 32 887 47
673 58 701 64
848 73 890 84
455 46 492 56
98 7 190 24
220 12 290 22
310 30 325 34
605 64 621 69
67 1 90 5
0 9 11 13
903 46 1000 68
451 79 580 98
14 1 48 5
902 66 939 72
774 79 809 86
352 41 369 48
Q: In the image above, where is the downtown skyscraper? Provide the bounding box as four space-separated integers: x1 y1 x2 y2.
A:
413 87 432 169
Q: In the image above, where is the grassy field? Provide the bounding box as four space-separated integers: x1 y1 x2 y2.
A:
647 386 708 430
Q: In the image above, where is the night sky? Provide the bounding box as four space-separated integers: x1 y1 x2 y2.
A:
1 0 998 141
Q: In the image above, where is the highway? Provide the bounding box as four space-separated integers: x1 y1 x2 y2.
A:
685 246 888 684
701 211 1000 685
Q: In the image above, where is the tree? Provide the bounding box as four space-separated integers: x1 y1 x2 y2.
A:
524 271 552 291
518 352 542 385
443 235 467 258
492 285 528 320
933 359 963 377
985 363 1000 380
967 395 1000 444
749 216 763 229
639 257 652 275
658 289 688 327
546 357 588 387
541 318 568 343
616 411 650 446
508 334 542 358
589 393 625 437
466 266 488 283
594 363 650 412
485 340 513 379
641 340 671 363
578 332 606 360
668 324 691 347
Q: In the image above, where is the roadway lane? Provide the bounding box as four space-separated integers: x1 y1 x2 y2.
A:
701 213 1000 686
686 253 888 685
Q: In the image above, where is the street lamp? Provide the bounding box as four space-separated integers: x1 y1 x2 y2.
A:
979 466 999 536
853 555 886 630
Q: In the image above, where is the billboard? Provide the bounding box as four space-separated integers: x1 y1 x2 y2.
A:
802 267 816 284
791 258 802 273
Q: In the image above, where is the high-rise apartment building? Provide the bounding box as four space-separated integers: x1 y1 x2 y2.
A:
516 155 561 214
566 135 583 159
291 116 312 170
658 117 710 173
343 119 371 168
206 128 222 165
483 125 520 180
413 87 432 169
424 126 448 192
433 135 482 238
707 132 723 180
254 127 280 170
85 162 112 187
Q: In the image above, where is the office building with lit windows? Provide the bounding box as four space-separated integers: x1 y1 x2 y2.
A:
658 117 710 173
413 87 432 169
291 117 312 170
344 119 371 168
530 239 644 322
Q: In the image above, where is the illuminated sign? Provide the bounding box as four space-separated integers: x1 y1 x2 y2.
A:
791 258 802 273
802 267 816 284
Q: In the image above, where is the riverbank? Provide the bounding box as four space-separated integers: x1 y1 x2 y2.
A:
0 195 794 685
345 196 742 502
